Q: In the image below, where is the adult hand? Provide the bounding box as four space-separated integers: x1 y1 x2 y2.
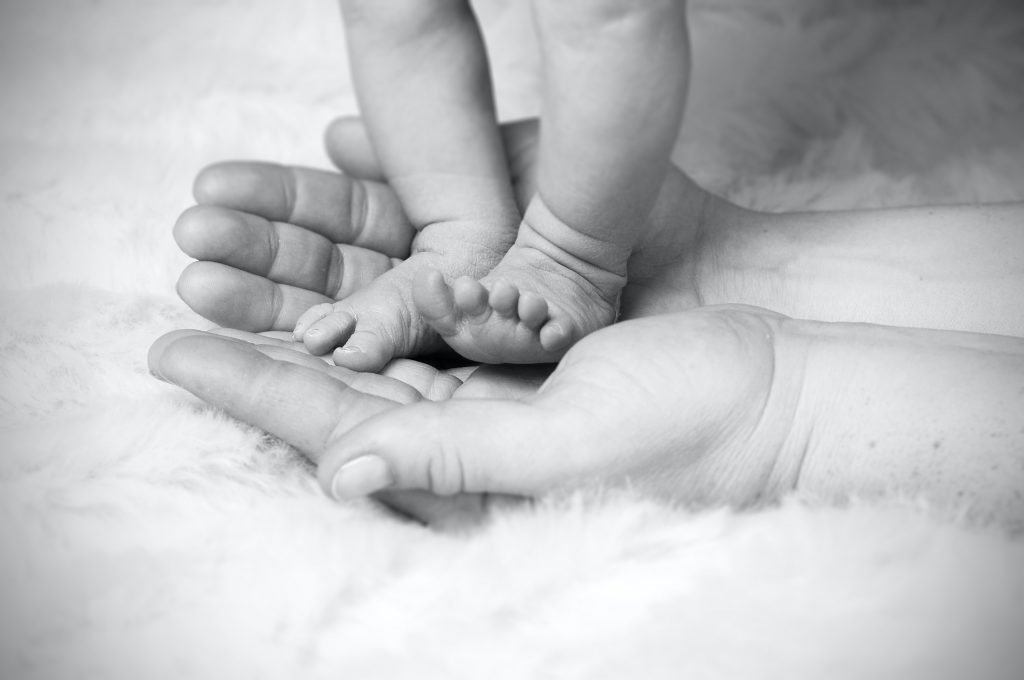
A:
151 306 1024 527
150 305 799 525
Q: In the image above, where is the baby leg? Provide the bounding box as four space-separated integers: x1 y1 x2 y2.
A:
298 0 520 369
416 0 691 362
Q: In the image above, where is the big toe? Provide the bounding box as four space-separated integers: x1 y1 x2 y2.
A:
331 315 443 372
412 268 459 336
331 330 398 372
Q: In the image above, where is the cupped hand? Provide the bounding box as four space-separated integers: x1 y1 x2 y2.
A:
149 305 806 525
151 326 548 527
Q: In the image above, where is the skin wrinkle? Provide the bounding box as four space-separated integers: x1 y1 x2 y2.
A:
411 242 500 272
753 320 812 501
348 176 370 246
520 204 630 276
782 323 851 499
511 243 615 303
425 372 463 402
354 294 417 354
433 429 466 496
326 245 343 298
685 184 717 301
266 278 287 330
723 324 778 493
280 166 301 227
263 217 280 280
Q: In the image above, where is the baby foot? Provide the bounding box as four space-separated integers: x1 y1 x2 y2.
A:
414 199 628 364
293 249 505 372
413 271 564 364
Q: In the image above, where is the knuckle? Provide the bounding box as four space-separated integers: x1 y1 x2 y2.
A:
347 178 370 241
422 404 468 496
425 443 467 496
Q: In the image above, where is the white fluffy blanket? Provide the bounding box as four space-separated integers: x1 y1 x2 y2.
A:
2 1 1024 677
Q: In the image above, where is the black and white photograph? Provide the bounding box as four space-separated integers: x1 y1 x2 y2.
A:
2 0 1023 677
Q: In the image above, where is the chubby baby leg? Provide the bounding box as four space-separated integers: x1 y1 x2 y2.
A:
416 0 691 363
292 1 519 370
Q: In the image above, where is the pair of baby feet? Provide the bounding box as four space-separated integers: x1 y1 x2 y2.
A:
292 195 628 367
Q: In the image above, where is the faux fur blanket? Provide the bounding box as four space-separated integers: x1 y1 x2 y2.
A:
2 1 1023 678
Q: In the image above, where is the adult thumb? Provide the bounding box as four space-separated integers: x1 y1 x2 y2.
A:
316 398 578 501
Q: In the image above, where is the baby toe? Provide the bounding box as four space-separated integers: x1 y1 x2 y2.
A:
488 280 520 317
412 267 460 335
517 292 549 330
539 321 573 353
332 328 394 372
453 277 489 318
304 311 356 355
294 301 337 339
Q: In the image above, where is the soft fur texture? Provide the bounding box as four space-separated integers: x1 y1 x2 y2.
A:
2 0 1023 678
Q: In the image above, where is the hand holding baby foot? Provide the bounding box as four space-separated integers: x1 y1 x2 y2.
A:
286 0 522 370
149 306 804 524
175 115 718 350
288 164 528 369
174 118 542 337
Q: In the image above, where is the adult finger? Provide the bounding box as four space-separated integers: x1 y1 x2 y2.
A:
175 205 399 297
192 161 414 258
316 396 585 499
323 116 384 181
176 261 330 332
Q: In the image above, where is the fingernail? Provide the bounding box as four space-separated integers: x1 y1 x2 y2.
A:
330 455 394 500
335 345 362 354
306 328 321 337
